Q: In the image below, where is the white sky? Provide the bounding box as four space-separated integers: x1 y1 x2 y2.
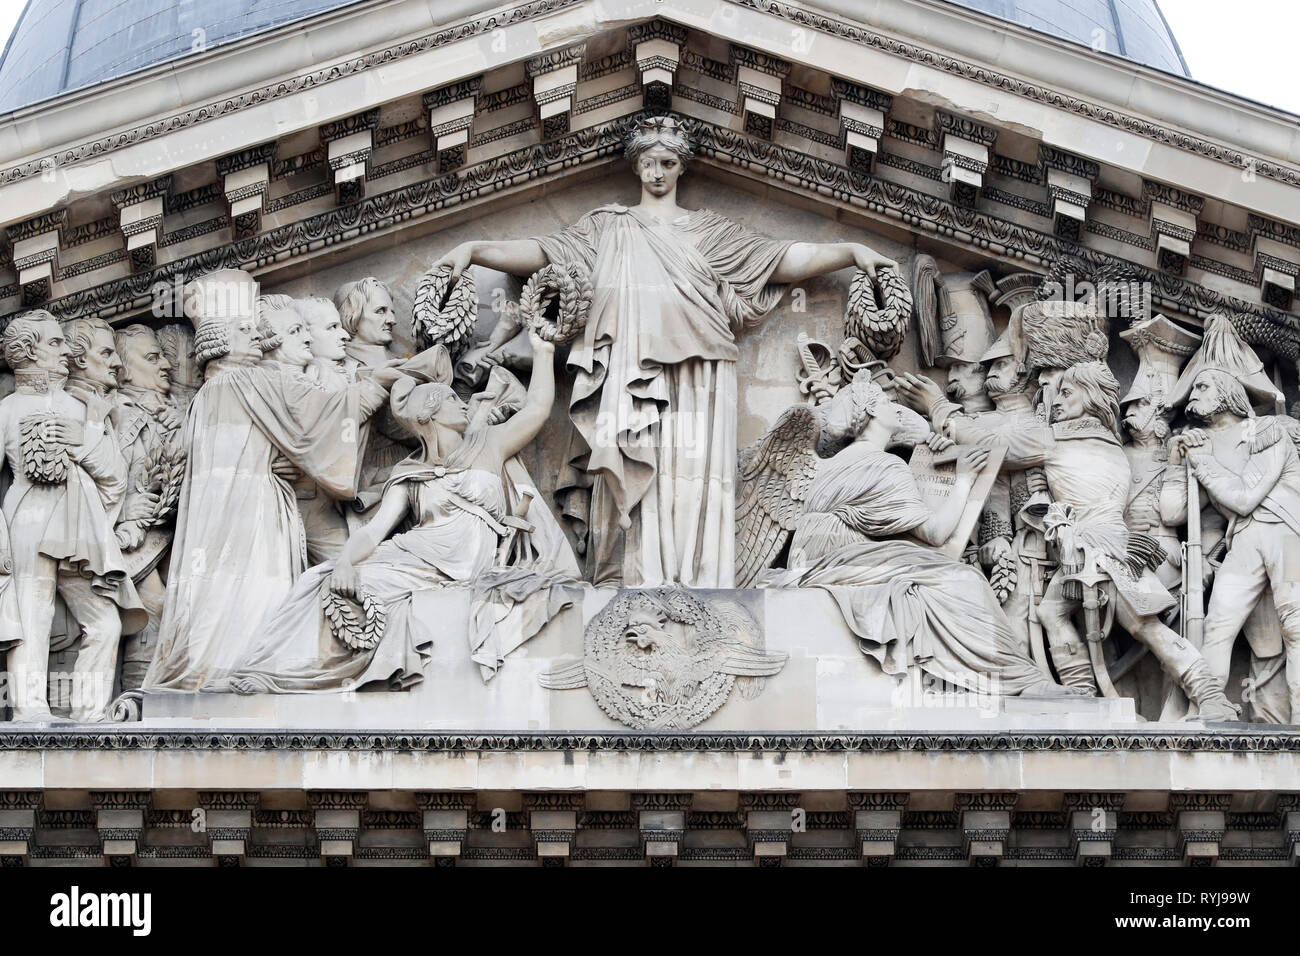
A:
0 0 1293 113
1159 0 1300 114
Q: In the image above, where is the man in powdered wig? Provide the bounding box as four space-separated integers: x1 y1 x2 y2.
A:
434 115 897 588
144 270 402 691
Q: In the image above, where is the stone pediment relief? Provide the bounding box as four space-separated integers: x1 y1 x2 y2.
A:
0 4 1298 741
0 122 1286 735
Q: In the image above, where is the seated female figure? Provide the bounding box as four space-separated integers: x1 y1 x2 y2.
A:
764 379 1076 699
214 330 571 694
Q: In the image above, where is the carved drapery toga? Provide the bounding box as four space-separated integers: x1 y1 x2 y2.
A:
535 204 791 589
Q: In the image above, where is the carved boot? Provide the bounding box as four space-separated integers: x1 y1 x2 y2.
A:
1180 660 1240 722
1050 641 1099 695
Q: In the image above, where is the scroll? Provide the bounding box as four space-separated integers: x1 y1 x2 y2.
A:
909 443 1006 558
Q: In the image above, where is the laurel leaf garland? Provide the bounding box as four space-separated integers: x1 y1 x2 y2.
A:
518 263 592 345
322 585 387 651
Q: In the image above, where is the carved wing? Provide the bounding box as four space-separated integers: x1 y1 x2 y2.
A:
538 660 588 690
734 405 821 587
716 646 789 677
412 266 478 360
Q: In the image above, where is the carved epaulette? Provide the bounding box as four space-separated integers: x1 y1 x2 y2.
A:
1250 418 1284 453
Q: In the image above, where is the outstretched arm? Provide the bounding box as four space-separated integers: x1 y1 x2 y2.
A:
327 484 409 598
770 242 896 284
434 240 549 279
487 330 556 460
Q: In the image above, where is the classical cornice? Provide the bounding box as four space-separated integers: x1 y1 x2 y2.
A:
19 112 1298 353
0 729 1296 752
0 0 1295 211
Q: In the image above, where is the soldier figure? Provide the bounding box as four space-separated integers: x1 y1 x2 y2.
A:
901 358 1237 719
1161 317 1299 722
1119 315 1201 591
914 328 1040 656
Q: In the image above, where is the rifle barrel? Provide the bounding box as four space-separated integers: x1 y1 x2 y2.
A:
1184 459 1205 645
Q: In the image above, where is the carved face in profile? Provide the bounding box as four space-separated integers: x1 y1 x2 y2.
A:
120 330 172 395
73 326 123 391
1122 395 1163 439
302 303 350 362
264 307 314 370
433 391 470 433
944 360 986 402
1048 375 1087 424
160 325 200 390
28 319 71 375
635 144 685 199
354 286 396 347
821 378 899 441
1036 365 1065 410
874 395 902 433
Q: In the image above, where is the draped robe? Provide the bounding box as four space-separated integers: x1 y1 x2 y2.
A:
144 361 385 690
764 443 1052 696
535 205 791 588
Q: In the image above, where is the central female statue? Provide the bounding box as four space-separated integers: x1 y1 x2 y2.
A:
434 116 895 587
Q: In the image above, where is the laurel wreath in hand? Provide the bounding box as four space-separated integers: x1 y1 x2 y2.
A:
18 414 70 484
844 265 914 365
413 265 478 360
322 585 387 651
519 263 592 345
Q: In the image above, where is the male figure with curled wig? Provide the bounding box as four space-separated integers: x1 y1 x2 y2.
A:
216 328 575 693
434 116 896 588
144 270 402 692
902 360 1237 720
0 311 145 720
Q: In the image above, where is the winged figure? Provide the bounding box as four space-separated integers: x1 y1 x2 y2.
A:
734 391 936 587
735 404 821 588
739 377 1079 699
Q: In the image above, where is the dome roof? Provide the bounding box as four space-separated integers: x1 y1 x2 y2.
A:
0 0 363 113
0 0 1190 115
945 0 1189 76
